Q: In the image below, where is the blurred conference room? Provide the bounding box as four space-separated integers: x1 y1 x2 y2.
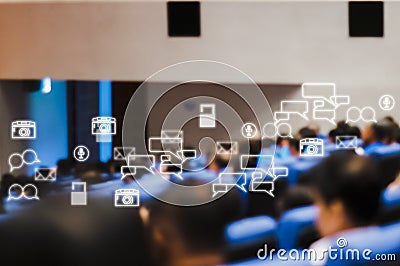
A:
0 0 400 265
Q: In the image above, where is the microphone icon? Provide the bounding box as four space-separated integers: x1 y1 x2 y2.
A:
77 148 85 160
383 96 390 109
379 95 395 111
73 145 90 162
246 125 253 137
242 122 257 139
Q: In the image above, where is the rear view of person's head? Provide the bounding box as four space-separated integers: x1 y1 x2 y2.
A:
298 127 317 139
302 152 382 237
288 138 300 157
362 122 386 146
147 178 243 266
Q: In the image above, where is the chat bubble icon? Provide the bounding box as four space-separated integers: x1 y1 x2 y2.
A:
160 154 184 180
262 122 277 138
149 137 187 161
218 172 247 193
331 95 350 106
302 83 336 105
8 184 24 200
160 167 184 180
240 155 273 174
271 167 289 179
361 107 377 122
8 149 40 172
149 137 183 152
8 184 39 201
212 183 229 198
120 166 137 180
279 101 309 121
346 106 360 123
8 153 24 172
22 149 40 164
127 155 155 174
313 101 336 126
277 123 293 138
23 184 40 200
274 112 290 123
250 180 275 197
177 149 197 162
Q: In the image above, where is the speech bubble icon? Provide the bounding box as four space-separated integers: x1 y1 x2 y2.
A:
274 112 290 123
7 184 24 200
361 107 377 122
177 149 197 162
218 172 247 193
127 155 155 174
250 180 275 197
212 183 229 198
159 154 184 179
277 123 293 138
280 101 309 121
262 122 277 138
314 109 336 126
302 83 336 105
271 167 289 179
148 137 183 160
8 153 24 172
22 149 40 165
346 107 361 123
23 184 39 200
120 166 137 180
240 155 273 174
331 95 350 106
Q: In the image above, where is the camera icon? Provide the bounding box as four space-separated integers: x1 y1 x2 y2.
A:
114 189 140 208
299 138 324 157
11 120 36 139
91 117 116 142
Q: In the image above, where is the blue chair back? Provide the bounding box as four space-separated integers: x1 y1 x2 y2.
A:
277 206 318 249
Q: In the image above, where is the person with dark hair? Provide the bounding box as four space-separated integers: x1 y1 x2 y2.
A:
345 126 361 139
146 178 243 266
276 185 314 218
336 120 350 131
328 128 343 144
361 122 386 154
304 152 382 235
300 152 383 264
275 136 291 159
298 127 317 139
288 138 300 157
394 128 400 144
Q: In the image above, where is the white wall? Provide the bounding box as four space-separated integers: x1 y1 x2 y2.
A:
0 1 399 132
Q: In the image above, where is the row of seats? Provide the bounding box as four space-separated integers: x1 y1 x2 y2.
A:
225 206 400 265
